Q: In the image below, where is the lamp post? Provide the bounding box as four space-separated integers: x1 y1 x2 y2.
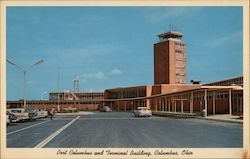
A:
57 68 61 112
7 59 44 108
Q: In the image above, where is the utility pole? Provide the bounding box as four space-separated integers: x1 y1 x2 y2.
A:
57 68 60 112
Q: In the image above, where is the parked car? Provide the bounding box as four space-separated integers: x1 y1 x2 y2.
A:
38 109 48 118
26 108 39 120
134 107 152 117
41 109 49 118
7 111 19 122
8 108 30 121
99 106 112 112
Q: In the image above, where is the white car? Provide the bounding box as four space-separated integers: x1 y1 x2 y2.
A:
100 106 112 112
8 108 30 121
7 111 19 123
134 107 152 117
38 109 48 118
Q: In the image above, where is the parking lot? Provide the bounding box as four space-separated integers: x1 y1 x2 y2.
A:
7 112 243 148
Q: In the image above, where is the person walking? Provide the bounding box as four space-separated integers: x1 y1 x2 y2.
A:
50 108 55 120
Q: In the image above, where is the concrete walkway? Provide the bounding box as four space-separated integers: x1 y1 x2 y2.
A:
198 114 243 124
152 111 243 124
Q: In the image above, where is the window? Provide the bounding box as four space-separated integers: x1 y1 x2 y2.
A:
175 42 185 46
175 49 182 53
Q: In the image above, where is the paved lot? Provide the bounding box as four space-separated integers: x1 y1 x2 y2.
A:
7 112 243 148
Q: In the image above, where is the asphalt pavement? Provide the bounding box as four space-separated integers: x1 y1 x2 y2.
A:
7 112 243 148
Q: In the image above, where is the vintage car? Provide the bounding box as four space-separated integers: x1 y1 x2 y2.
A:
134 107 152 117
6 111 19 123
99 106 112 112
37 109 48 118
25 108 39 120
8 108 30 121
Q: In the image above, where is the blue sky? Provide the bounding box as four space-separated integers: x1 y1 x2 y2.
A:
6 7 243 100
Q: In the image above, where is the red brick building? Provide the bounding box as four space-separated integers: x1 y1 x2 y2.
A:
7 100 100 111
7 31 244 116
103 86 152 111
49 91 104 101
7 91 104 111
103 31 243 116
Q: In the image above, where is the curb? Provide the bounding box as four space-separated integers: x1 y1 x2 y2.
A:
55 111 95 116
152 112 243 124
194 116 243 124
152 112 200 118
55 113 80 116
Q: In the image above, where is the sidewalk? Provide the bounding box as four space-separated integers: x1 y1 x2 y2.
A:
152 111 243 124
152 111 201 118
196 114 243 124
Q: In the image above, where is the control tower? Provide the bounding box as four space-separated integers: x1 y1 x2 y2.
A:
73 80 80 93
154 31 186 85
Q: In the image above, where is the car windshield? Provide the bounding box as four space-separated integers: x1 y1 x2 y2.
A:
11 110 22 113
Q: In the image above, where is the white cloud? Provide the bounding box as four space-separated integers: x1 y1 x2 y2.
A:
78 71 106 80
205 31 242 48
75 69 122 85
110 69 122 75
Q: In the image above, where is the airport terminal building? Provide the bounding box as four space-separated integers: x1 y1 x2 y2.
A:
7 31 243 116
102 31 243 116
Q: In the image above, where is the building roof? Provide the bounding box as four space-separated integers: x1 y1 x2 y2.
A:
105 85 151 92
102 85 242 102
203 76 243 86
158 31 183 40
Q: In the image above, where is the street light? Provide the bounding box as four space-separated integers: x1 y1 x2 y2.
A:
7 59 44 108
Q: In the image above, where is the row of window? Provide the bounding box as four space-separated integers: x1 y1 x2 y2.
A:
175 49 183 53
110 90 146 99
176 58 186 62
176 72 186 76
193 92 242 100
175 42 185 46
50 94 104 100
153 92 242 102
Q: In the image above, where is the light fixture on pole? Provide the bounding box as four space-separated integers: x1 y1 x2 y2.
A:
7 59 44 108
